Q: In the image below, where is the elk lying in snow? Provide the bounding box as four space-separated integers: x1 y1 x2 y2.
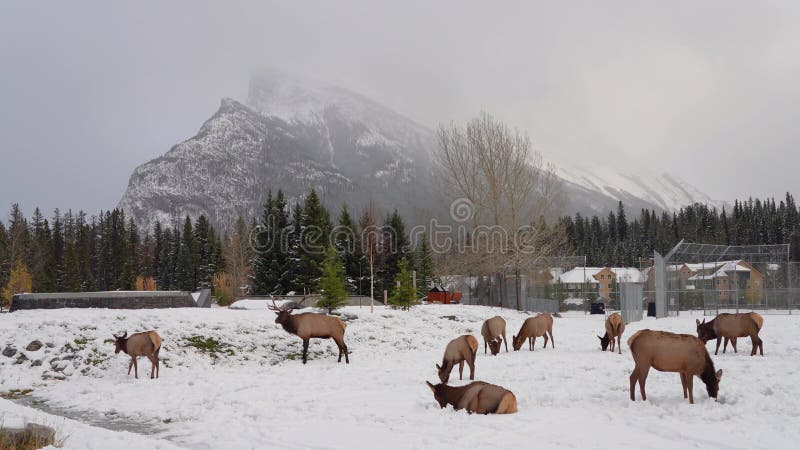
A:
718 312 764 353
696 313 763 356
598 312 625 354
437 335 479 384
628 329 722 404
512 313 554 351
268 297 349 364
425 381 517 414
481 316 508 355
113 331 162 379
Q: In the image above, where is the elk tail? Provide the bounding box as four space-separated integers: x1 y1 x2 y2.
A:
614 321 622 334
149 331 162 352
627 330 644 348
497 392 518 414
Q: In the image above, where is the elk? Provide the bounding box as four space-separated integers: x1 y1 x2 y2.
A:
720 312 764 353
598 312 625 354
425 381 517 414
268 297 349 364
696 314 763 356
112 331 162 379
437 335 479 384
481 316 508 355
512 313 554 351
628 330 722 404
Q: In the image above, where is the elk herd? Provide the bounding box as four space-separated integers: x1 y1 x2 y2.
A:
106 301 767 414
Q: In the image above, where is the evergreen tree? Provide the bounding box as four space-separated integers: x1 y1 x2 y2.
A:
0 222 9 291
294 189 332 292
252 191 291 294
316 247 349 313
388 257 417 310
414 233 435 294
381 210 410 296
334 204 364 294
176 216 198 291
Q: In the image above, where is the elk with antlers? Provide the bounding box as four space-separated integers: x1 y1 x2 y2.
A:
268 296 350 365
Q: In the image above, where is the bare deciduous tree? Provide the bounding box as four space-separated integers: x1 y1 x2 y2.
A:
434 112 565 310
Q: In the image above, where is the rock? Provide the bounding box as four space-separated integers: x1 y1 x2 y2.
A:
14 353 29 365
2 346 17 358
50 360 68 372
26 340 43 351
80 366 91 375
45 342 55 348
61 354 77 360
31 359 42 367
0 423 55 449
41 371 67 381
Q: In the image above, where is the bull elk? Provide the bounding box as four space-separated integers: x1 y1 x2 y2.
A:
113 331 162 379
598 312 625 354
437 335 478 384
268 297 349 364
628 329 722 404
425 381 517 414
696 313 763 356
481 316 508 355
512 313 554 351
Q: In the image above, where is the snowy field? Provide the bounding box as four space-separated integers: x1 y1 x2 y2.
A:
1 305 799 450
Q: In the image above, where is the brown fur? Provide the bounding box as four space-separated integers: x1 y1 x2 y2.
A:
598 313 625 354
437 335 479 384
512 313 554 351
696 313 763 356
481 316 508 355
720 312 764 353
274 309 349 364
113 331 162 379
426 381 517 414
628 329 722 404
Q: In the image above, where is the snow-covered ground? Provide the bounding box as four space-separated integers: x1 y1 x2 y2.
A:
1 305 799 449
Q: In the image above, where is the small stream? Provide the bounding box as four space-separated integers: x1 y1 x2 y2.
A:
10 394 167 436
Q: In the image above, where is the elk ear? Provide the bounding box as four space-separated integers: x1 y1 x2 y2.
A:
435 364 441 370
122 331 127 338
696 319 701 326
597 335 602 340
425 381 435 392
716 369 723 382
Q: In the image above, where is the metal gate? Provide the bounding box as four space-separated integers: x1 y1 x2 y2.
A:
620 282 644 323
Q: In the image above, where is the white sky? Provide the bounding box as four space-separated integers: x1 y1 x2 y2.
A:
1 1 799 216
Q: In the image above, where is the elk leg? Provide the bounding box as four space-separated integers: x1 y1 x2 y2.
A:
458 361 464 380
467 354 475 380
133 357 139 379
638 366 650 401
337 338 349 364
302 339 309 364
503 332 508 352
128 358 134 375
714 337 722 355
548 330 555 348
731 337 738 353
147 355 157 379
531 336 536 351
722 337 729 353
617 336 622 354
543 334 549 348
630 366 640 401
687 375 694 404
680 373 688 399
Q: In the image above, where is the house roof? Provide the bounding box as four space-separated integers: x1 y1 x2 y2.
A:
557 267 646 284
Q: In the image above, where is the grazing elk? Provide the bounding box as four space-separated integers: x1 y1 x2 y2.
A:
425 381 517 414
268 297 349 364
512 313 554 351
437 335 479 384
628 329 722 404
719 312 764 353
481 316 508 355
598 312 625 354
113 331 162 379
696 313 763 356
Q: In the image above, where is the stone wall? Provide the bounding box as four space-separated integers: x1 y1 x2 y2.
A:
10 291 196 312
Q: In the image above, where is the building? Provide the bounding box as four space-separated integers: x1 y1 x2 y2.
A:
557 266 646 299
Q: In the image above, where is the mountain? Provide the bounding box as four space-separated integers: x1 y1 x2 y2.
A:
557 164 725 216
118 71 722 231
118 71 440 231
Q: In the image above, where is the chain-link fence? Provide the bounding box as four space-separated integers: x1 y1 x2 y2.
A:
651 241 798 316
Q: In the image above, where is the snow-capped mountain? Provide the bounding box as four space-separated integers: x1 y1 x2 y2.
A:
118 72 439 231
557 163 725 215
118 71 722 231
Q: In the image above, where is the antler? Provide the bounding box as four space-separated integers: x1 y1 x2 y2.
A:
267 296 282 311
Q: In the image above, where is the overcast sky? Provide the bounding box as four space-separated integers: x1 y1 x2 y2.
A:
1 1 799 217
